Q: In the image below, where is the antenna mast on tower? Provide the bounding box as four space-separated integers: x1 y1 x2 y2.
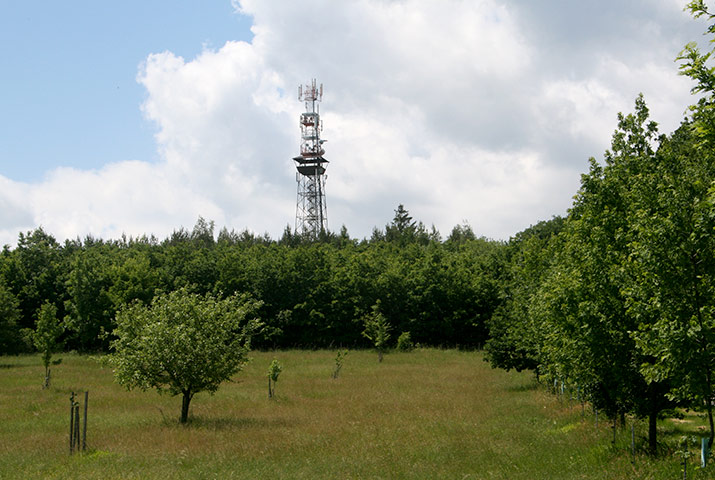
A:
293 79 328 238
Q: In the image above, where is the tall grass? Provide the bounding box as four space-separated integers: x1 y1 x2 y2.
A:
0 350 709 479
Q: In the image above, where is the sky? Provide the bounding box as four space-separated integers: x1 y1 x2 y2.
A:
0 0 710 246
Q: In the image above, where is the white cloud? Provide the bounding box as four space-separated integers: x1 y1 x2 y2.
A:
1 162 225 245
0 176 34 244
0 0 707 246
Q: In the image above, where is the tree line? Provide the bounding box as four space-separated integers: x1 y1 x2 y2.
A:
0 207 505 354
486 3 715 454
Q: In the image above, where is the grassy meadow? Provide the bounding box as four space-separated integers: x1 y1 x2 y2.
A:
0 349 710 479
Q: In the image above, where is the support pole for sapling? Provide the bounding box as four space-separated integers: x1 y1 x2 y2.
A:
74 403 80 449
595 408 598 429
69 392 75 454
82 391 88 451
68 391 88 454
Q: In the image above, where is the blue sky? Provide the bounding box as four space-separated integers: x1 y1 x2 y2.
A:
0 1 252 182
0 1 709 246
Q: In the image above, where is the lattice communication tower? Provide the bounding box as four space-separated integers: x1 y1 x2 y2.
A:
293 79 328 237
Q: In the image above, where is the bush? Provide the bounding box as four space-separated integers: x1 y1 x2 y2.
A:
396 331 414 352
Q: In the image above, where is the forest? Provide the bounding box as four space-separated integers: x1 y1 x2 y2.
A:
0 207 504 354
3 0 715 462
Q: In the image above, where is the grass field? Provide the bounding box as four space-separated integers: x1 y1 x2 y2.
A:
0 349 710 479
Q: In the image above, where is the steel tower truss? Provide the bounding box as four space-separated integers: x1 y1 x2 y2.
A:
293 79 328 238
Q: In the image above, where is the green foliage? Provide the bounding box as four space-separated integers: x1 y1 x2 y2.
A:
385 204 416 245
332 349 348 379
446 222 476 245
107 248 161 310
538 96 675 453
0 215 507 352
267 358 282 398
64 245 114 351
267 359 283 382
484 217 564 375
362 302 391 362
384 204 433 246
108 287 262 423
31 302 64 388
483 64 715 454
0 281 23 354
396 331 413 352
626 121 715 449
4 228 67 333
627 8 715 449
486 96 684 454
679 2 715 96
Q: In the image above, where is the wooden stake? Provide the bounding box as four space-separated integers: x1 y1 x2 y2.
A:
69 392 75 454
74 404 80 452
82 391 88 451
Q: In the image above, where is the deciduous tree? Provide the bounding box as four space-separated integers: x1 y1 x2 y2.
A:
362 302 391 362
31 302 64 389
538 97 673 453
108 288 261 423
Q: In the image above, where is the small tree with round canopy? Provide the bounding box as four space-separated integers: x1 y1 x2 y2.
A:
108 287 261 423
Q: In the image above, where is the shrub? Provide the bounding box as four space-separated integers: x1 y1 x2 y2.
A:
396 331 414 352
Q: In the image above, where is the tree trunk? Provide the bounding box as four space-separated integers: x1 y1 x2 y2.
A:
613 416 617 444
180 390 192 424
648 408 658 455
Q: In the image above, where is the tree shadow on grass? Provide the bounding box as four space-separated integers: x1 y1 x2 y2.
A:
507 379 541 392
162 415 294 431
0 363 30 369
